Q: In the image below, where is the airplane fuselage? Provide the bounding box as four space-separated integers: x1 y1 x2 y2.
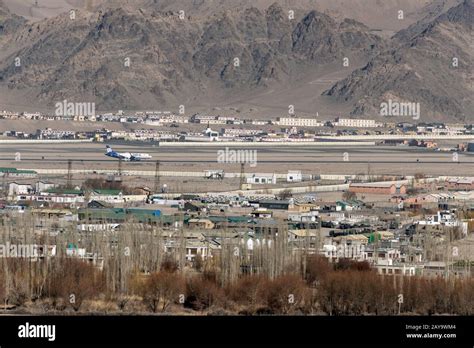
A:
105 146 151 161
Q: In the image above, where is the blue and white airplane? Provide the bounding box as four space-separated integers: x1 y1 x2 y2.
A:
105 145 152 161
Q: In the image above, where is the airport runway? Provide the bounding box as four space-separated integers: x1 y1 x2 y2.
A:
0 157 470 165
0 142 472 176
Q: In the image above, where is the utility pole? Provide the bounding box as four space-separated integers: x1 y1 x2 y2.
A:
118 158 123 177
239 163 245 190
66 160 73 188
2 171 7 198
154 160 161 194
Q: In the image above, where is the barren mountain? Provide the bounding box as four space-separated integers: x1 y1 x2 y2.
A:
0 3 383 112
0 0 26 42
100 0 439 31
0 0 470 121
323 0 473 121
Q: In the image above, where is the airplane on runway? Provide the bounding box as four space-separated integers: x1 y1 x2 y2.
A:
105 145 152 161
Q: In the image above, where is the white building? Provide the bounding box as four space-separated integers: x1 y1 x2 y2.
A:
363 247 401 265
35 181 57 193
8 183 32 197
158 115 189 124
376 264 417 276
222 128 262 137
287 211 318 222
246 174 277 185
336 118 378 128
277 117 322 127
287 170 302 183
19 193 85 205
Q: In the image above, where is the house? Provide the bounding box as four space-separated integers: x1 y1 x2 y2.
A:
416 211 467 235
277 117 323 127
290 203 318 213
287 211 318 222
349 182 407 195
8 183 33 197
188 218 215 229
258 199 292 210
250 208 273 219
323 235 368 261
445 177 474 191
376 264 417 276
184 201 207 213
363 247 401 266
246 174 277 185
336 118 378 128
19 191 85 206
87 200 112 209
287 170 303 183
35 181 56 193
288 229 319 243
250 219 281 235
90 189 123 203
164 239 219 262
336 200 364 211
77 208 183 226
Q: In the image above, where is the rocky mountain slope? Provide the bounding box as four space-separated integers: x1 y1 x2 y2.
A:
0 0 26 41
101 0 439 30
323 0 473 121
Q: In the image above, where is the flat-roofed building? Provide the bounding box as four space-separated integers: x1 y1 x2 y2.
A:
336 118 378 128
276 117 322 127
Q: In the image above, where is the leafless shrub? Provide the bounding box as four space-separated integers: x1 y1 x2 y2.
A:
257 274 308 314
305 255 332 285
160 254 179 273
141 271 185 313
184 276 223 312
45 258 104 312
226 275 266 309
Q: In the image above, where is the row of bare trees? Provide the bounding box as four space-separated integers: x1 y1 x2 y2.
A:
1 254 473 315
0 212 473 314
